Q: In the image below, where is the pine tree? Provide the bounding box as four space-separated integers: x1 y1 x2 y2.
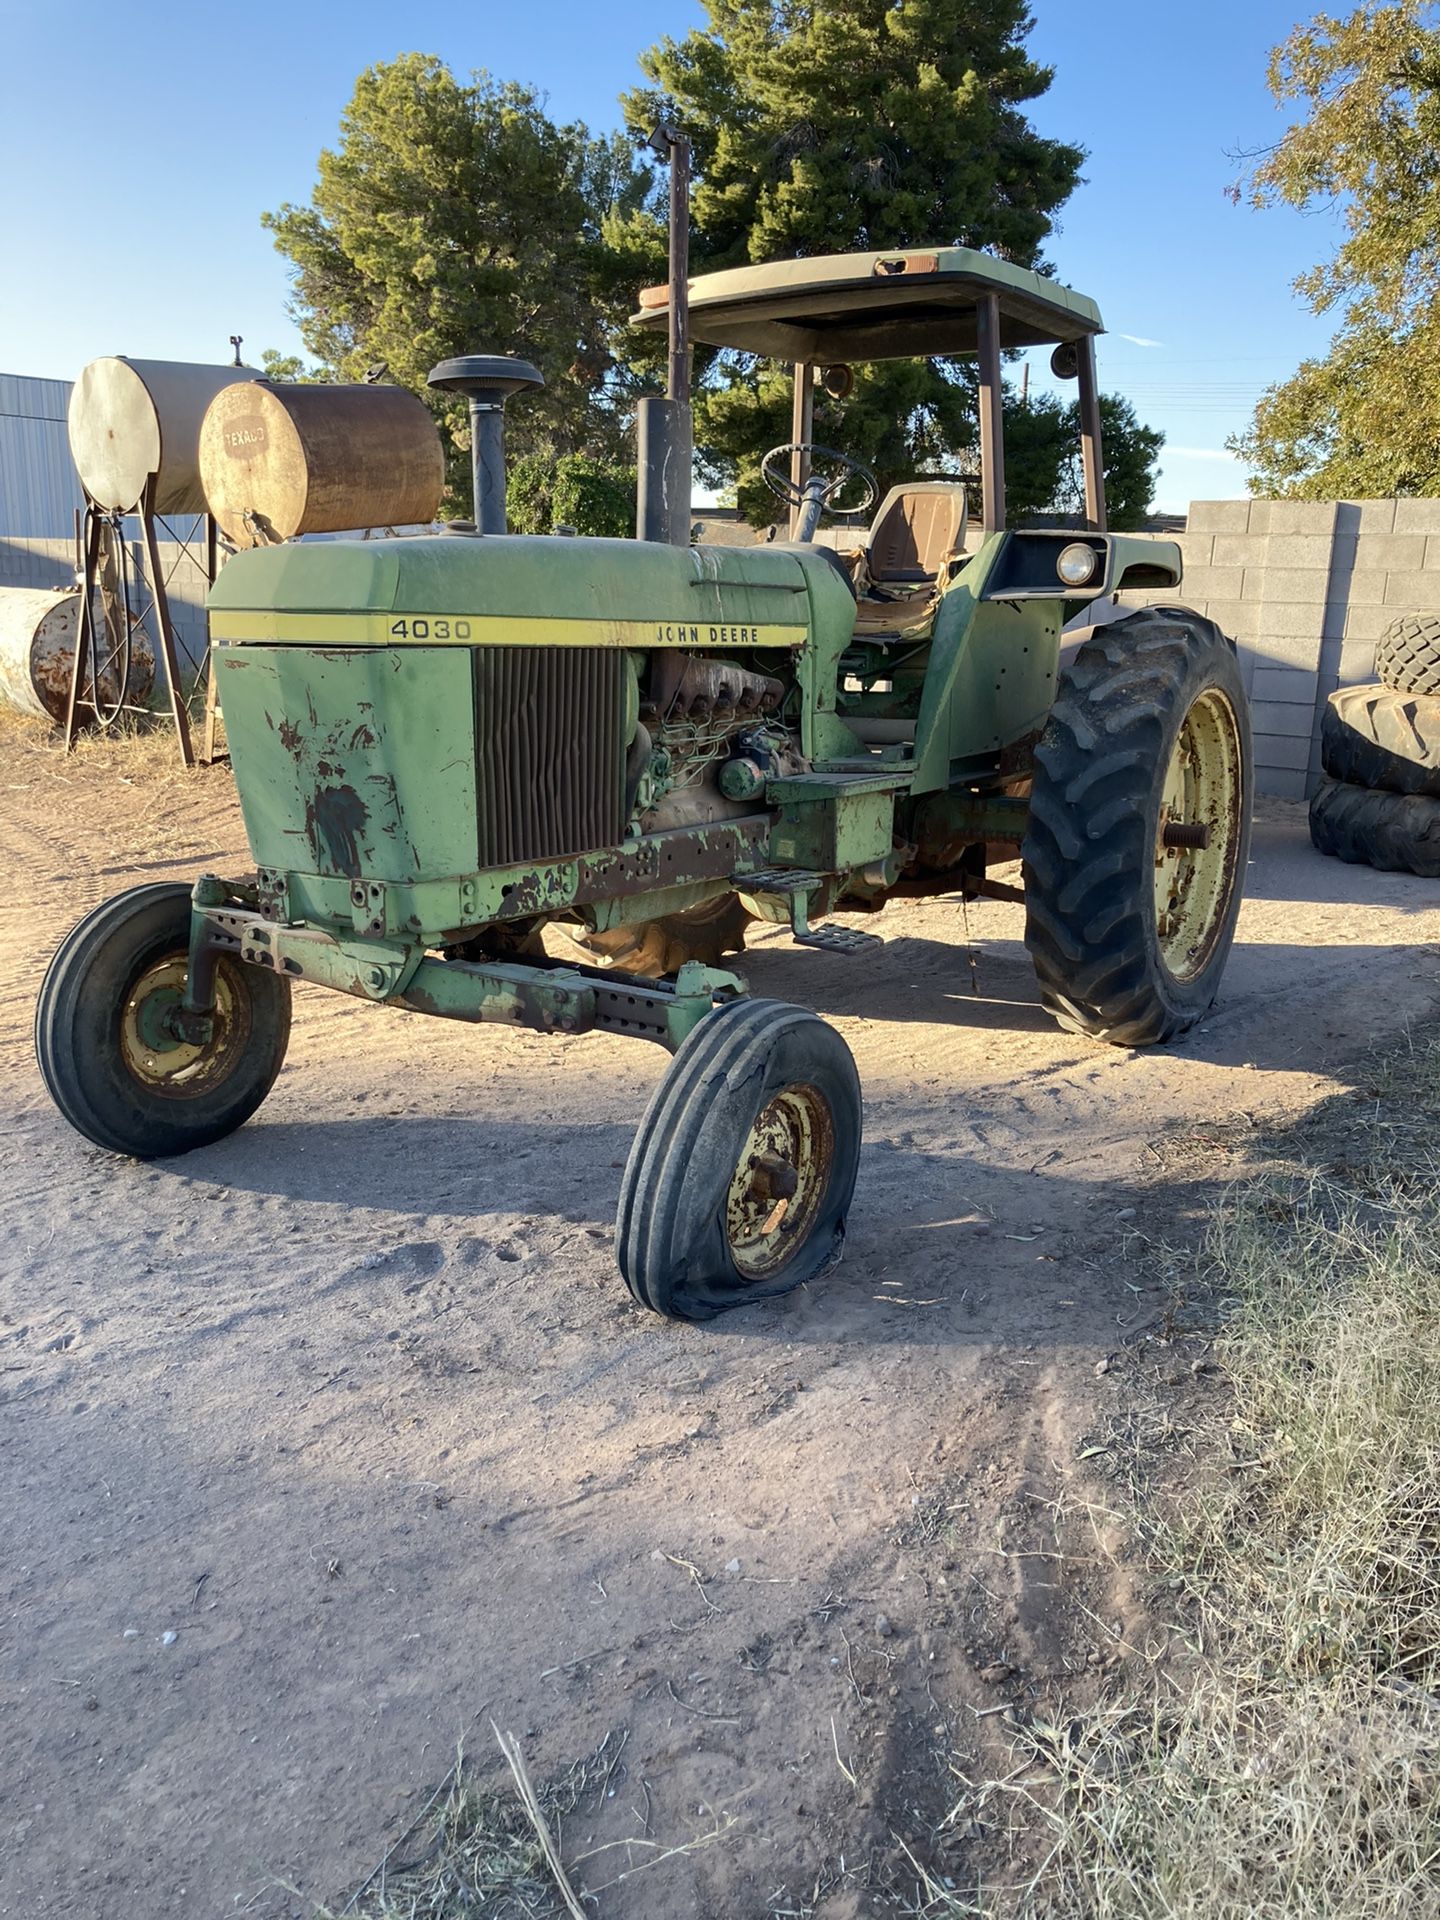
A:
264 55 649 503
614 1 1157 524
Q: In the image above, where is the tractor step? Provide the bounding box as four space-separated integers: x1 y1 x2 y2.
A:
793 922 882 957
735 867 826 894
736 867 879 954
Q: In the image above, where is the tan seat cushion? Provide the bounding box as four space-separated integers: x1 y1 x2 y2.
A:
867 483 969 584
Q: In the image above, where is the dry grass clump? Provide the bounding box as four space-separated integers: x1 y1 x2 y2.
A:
314 1727 650 1920
1 706 202 820
323 1768 566 1920
1 701 242 873
985 1038 1440 1917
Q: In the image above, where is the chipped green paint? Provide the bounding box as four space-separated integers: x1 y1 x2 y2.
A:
257 816 775 946
192 901 737 1051
396 952 742 1051
215 644 478 885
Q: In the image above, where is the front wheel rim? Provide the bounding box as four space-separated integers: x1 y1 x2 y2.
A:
119 954 249 1098
1153 687 1245 982
724 1083 835 1282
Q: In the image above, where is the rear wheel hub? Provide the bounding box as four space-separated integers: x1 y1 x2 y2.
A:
1153 687 1245 983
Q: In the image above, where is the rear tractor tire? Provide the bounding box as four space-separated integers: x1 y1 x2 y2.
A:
1309 777 1440 878
1023 607 1253 1046
35 882 291 1158
571 894 752 977
617 997 861 1321
1320 683 1440 798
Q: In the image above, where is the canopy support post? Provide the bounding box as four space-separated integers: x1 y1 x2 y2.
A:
1077 336 1107 532
635 126 693 546
977 294 1006 535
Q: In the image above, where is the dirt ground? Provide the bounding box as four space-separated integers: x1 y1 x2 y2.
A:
3 719 1439 1920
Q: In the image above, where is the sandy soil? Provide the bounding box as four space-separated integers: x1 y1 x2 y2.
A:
3 718 1439 1919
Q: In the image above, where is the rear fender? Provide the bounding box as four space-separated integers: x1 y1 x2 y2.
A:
911 535 1062 793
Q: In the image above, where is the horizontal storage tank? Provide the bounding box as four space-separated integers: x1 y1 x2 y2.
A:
198 382 445 546
67 359 260 514
0 586 154 720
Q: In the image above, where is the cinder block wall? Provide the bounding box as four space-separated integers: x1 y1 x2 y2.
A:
1119 499 1440 799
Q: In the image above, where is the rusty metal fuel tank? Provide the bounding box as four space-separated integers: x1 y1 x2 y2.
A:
67 359 261 513
0 585 154 720
198 382 445 546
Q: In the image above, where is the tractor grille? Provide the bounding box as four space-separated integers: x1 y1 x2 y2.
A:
472 647 626 866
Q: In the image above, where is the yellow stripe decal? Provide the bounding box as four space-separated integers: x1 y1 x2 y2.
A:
209 610 808 649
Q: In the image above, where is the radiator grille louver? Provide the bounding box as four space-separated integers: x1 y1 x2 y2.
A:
473 647 626 866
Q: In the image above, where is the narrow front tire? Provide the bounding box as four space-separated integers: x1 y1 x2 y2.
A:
35 882 291 1158
617 998 861 1320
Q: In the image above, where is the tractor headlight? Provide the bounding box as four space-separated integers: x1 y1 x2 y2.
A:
1056 542 1099 587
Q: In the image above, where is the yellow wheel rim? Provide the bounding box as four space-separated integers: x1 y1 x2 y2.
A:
120 955 247 1098
724 1084 835 1282
1153 687 1245 982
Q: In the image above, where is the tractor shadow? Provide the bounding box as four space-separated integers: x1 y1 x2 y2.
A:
736 796 1440 1073
145 1112 1209 1354
740 929 1057 1032
172 1113 639 1218
1240 797 1440 914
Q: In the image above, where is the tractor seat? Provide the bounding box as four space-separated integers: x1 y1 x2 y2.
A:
850 482 969 635
850 593 939 638
867 482 969 587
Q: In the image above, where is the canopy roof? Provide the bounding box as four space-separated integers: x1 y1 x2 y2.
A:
632 246 1103 362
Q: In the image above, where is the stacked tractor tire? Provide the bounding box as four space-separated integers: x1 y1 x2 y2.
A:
1311 615 1440 877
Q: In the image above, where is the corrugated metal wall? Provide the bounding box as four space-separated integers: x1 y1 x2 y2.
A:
0 374 83 539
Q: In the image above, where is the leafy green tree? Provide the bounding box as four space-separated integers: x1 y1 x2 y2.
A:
1232 2 1440 496
257 350 314 382
508 451 637 536
1006 392 1164 529
263 55 649 507
1088 394 1166 529
611 0 1157 522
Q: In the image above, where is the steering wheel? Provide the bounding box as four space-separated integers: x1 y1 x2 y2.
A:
760 443 878 537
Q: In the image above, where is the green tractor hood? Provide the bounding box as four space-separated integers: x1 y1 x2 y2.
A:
207 532 856 653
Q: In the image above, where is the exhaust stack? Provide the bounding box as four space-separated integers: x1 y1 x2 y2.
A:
637 127 693 547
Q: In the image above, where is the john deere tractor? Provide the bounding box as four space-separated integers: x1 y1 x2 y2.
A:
36 245 1252 1321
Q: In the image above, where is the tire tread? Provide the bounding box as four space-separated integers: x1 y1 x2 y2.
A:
1375 614 1440 697
1309 777 1440 877
1320 683 1440 797
35 883 290 1158
617 999 860 1320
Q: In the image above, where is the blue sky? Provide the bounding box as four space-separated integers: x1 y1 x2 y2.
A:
0 0 1341 513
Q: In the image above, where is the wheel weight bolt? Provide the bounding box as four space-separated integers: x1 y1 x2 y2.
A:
1162 820 1211 851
